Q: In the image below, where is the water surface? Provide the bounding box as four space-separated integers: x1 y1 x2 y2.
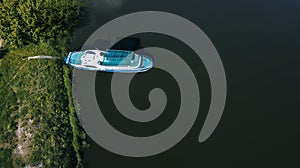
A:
72 0 300 167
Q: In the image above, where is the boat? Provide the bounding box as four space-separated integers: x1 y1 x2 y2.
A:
64 49 153 73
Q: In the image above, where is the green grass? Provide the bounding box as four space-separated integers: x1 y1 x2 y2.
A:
63 65 83 168
0 41 86 167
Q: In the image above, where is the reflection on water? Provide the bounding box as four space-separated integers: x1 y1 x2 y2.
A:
72 0 300 167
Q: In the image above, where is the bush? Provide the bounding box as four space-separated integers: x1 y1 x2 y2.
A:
0 0 82 48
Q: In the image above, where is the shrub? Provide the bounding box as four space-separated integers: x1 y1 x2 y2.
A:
0 0 82 48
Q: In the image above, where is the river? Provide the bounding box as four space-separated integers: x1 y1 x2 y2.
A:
71 0 300 167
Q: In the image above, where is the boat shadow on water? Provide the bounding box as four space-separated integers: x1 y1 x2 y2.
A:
83 37 143 51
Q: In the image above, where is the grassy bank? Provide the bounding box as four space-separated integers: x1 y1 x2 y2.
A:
63 65 84 168
0 41 86 167
0 0 88 166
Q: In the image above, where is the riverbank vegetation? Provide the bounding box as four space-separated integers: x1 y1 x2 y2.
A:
0 0 87 167
0 0 82 48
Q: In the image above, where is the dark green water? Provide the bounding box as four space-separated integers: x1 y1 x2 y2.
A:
72 0 300 167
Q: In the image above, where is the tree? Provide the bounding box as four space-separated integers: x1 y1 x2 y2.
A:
0 0 82 48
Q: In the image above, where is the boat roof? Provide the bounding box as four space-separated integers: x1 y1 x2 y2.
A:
103 50 135 66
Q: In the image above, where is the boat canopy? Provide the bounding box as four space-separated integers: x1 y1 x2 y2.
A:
103 50 137 66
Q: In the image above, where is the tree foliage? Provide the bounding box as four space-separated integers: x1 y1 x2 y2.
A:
0 0 82 48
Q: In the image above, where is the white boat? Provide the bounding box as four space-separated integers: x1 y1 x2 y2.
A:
64 49 153 73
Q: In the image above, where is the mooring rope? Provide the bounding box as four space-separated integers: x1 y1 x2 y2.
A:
22 56 61 60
